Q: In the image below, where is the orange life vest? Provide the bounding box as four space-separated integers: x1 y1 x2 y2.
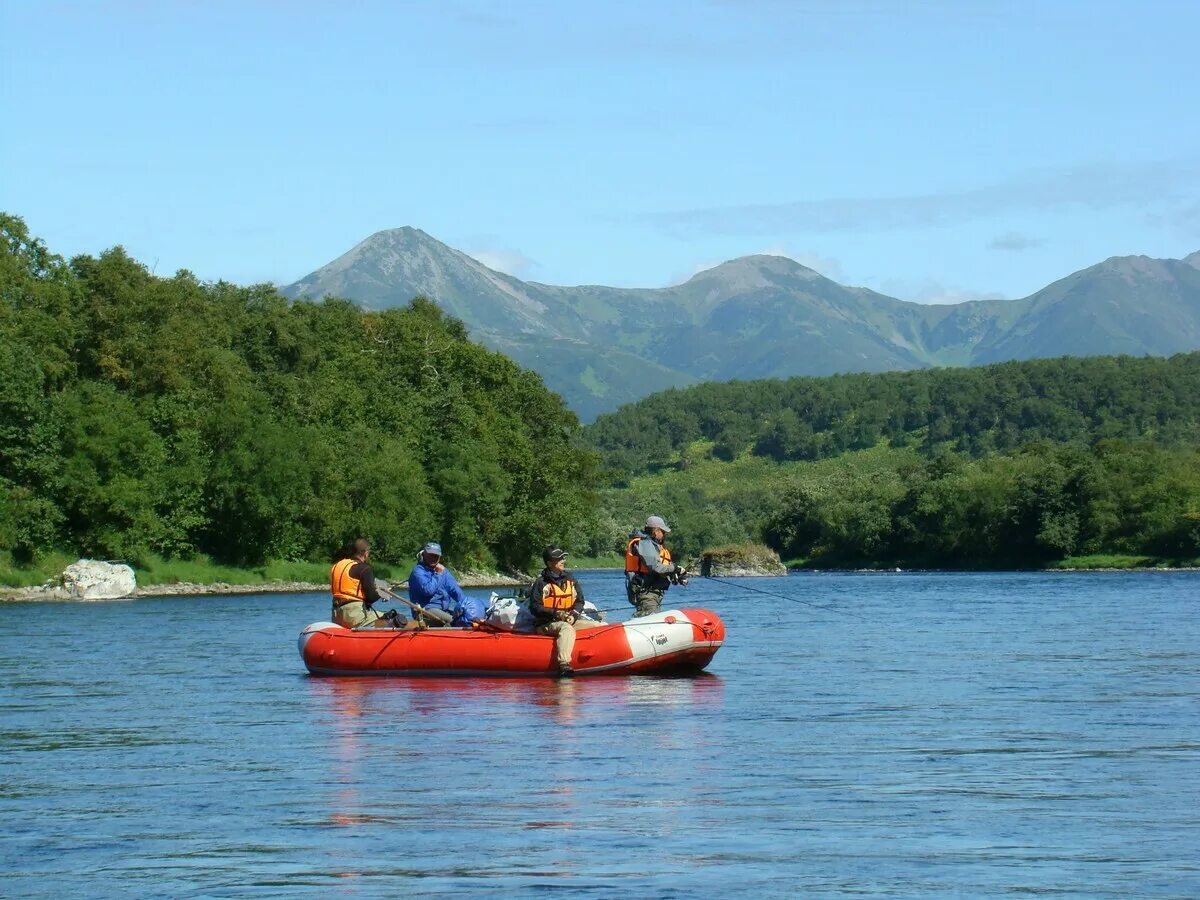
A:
541 578 578 611
331 558 365 606
625 536 672 574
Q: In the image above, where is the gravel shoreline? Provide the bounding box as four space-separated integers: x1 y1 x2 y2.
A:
0 570 528 602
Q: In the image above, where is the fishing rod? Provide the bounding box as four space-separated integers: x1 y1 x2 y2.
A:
585 573 871 622
698 574 872 622
376 585 453 626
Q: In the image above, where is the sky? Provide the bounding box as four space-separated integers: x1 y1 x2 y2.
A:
2 0 1199 303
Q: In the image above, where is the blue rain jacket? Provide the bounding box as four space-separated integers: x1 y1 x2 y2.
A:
408 562 469 618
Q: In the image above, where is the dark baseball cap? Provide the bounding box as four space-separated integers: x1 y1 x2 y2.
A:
542 547 568 563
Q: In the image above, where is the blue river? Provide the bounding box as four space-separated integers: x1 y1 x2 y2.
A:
1 570 1197 897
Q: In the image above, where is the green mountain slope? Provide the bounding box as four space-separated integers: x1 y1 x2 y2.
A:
284 229 1200 420
974 256 1200 363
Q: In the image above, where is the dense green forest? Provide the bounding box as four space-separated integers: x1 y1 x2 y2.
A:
4 212 1199 578
585 355 1200 476
0 214 596 572
581 358 1200 567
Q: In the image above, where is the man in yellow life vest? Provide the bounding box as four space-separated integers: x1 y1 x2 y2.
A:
330 538 411 629
528 546 601 677
625 515 689 617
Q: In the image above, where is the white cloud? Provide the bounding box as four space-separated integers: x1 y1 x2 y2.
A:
464 246 538 278
988 232 1043 251
646 158 1200 237
870 276 1007 305
777 249 846 281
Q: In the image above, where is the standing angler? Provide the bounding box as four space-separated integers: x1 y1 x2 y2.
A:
625 515 689 617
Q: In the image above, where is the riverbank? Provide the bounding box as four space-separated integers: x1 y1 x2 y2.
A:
0 552 527 602
8 552 1198 601
1 571 527 602
777 549 1200 571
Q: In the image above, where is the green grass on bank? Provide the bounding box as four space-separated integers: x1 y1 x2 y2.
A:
133 555 336 586
0 552 364 589
1050 554 1200 570
0 551 77 588
779 553 1200 571
6 547 1197 591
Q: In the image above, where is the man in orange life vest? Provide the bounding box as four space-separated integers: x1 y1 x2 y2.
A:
625 515 689 617
528 546 601 677
330 538 410 629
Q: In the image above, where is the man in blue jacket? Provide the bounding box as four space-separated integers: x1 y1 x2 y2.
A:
408 542 481 627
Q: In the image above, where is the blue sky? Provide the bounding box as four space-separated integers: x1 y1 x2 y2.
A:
3 0 1198 302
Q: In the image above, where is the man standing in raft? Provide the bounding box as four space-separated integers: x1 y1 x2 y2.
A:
408 541 471 626
528 547 601 677
625 515 689 617
331 538 408 629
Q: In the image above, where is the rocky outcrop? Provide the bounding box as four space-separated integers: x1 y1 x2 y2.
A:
699 544 788 577
134 580 324 597
62 559 137 599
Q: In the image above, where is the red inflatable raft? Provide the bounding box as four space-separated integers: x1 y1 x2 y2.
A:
298 608 725 677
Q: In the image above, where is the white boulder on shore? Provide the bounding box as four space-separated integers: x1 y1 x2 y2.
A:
62 559 137 600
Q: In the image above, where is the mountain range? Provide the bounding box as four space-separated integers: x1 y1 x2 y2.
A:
283 230 1200 421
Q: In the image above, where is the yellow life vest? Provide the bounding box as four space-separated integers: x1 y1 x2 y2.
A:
330 558 365 606
541 578 578 611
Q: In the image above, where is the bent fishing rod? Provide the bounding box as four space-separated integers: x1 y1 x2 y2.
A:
697 573 872 622
587 572 872 622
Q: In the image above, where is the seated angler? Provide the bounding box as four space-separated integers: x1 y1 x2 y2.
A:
407 542 469 626
528 546 601 677
330 538 410 629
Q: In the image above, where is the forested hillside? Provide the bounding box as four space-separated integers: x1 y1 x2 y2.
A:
5 211 1198 576
0 214 596 571
585 354 1200 476
581 357 1200 567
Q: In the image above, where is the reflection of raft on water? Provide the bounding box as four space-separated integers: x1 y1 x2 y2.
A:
298 609 725 677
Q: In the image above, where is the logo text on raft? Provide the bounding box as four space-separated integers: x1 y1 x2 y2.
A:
653 634 668 645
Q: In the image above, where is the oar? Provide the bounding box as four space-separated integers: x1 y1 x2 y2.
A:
377 585 453 626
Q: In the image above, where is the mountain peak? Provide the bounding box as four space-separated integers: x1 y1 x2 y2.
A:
285 228 1200 420
1090 253 1181 284
303 226 477 285
685 254 824 288
355 225 449 253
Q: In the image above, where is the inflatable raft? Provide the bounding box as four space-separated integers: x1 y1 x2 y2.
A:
298 608 725 677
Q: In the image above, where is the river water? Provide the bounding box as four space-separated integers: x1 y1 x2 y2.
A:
1 570 1197 897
